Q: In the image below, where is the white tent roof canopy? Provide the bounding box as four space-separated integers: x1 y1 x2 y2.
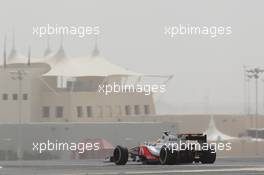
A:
0 56 51 70
0 38 172 78
1 54 173 78
43 56 142 77
1 35 171 78
205 116 238 141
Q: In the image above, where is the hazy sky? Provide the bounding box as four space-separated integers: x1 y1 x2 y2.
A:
0 0 264 114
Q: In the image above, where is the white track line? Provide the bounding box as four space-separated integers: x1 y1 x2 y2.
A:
88 167 264 175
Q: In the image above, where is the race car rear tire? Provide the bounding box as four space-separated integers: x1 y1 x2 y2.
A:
113 145 129 165
179 150 194 164
159 146 179 165
200 149 216 164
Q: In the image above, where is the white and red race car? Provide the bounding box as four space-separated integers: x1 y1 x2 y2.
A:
108 132 216 165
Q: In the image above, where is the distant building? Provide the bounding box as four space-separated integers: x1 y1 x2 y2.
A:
246 128 264 139
0 37 170 123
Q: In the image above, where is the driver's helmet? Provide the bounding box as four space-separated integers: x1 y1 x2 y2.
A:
161 131 170 141
156 138 161 143
161 131 177 142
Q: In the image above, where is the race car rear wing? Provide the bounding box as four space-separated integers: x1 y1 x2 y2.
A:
177 133 207 143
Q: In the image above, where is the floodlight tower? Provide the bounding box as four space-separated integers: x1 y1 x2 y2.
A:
245 75 252 126
9 70 27 160
262 78 264 112
246 67 264 156
7 46 31 161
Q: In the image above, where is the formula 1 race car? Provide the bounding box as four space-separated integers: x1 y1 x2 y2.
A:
108 132 216 165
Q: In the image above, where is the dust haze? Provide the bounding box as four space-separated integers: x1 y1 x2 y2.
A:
0 0 264 114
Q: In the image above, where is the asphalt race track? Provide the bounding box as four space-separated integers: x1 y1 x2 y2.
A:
0 158 264 175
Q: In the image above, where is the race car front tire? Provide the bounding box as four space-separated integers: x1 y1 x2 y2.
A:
113 145 129 165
